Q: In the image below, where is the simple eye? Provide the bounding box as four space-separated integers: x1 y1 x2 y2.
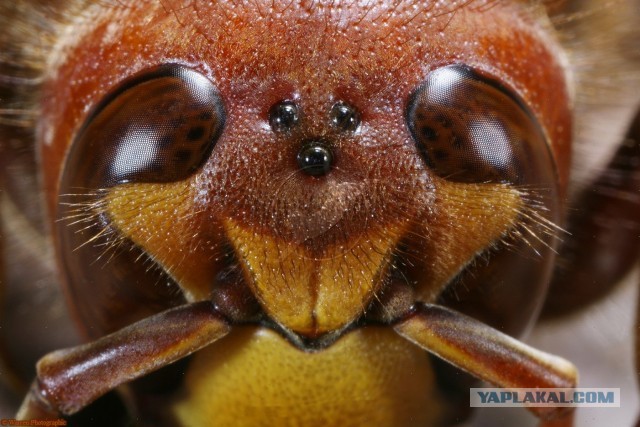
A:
61 64 224 190
330 101 360 132
406 65 555 186
269 100 299 132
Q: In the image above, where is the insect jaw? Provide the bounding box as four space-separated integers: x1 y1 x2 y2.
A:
221 217 406 340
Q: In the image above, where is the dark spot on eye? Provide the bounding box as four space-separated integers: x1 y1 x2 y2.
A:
158 135 174 147
433 149 449 160
170 117 186 128
187 126 205 141
199 111 214 121
435 114 451 128
421 126 438 141
175 150 192 162
461 162 476 175
147 163 165 175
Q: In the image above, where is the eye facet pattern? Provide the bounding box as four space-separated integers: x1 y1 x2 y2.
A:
406 65 556 187
62 64 225 190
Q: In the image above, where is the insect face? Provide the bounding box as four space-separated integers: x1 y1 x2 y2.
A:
45 1 569 342
8 1 639 426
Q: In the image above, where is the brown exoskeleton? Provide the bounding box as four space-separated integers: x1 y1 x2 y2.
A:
0 1 639 426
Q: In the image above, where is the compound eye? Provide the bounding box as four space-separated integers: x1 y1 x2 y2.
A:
406 65 555 186
62 64 224 190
